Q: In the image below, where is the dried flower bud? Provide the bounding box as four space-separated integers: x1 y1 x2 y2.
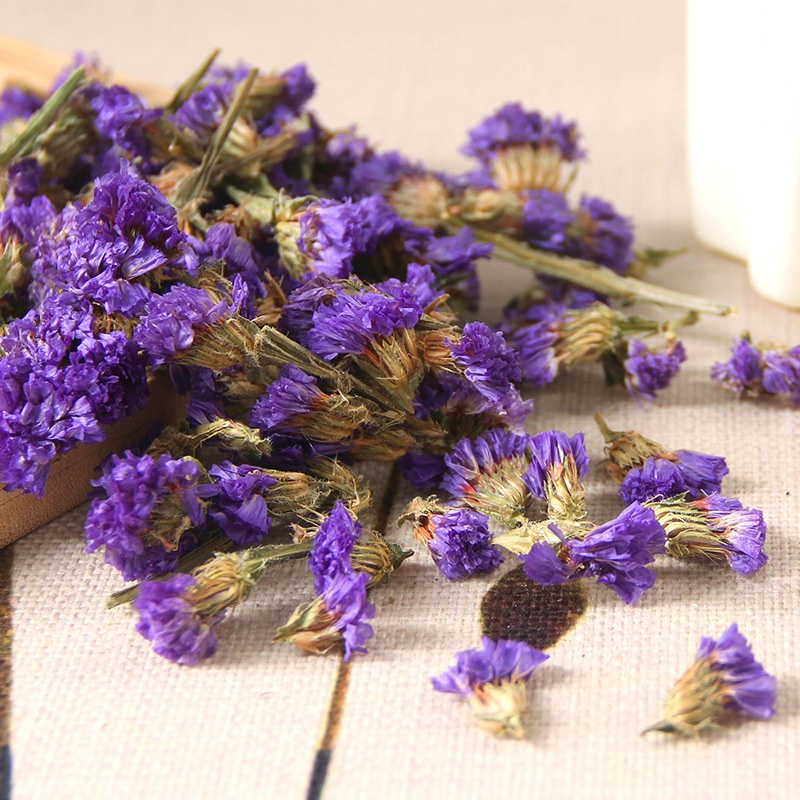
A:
644 493 767 574
645 624 776 737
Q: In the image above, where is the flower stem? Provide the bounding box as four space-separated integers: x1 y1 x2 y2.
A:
0 67 86 168
465 226 734 317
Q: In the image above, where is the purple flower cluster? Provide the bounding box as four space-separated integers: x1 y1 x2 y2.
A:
133 276 246 366
308 501 374 661
623 338 687 403
0 296 148 495
440 429 533 500
442 322 531 427
84 451 205 580
308 501 363 593
620 449 728 503
462 103 584 166
133 573 221 666
523 430 589 498
565 195 634 274
712 335 800 406
29 161 199 314
696 623 776 720
199 462 276 546
521 189 574 251
432 636 548 695
521 502 666 604
693 494 768 574
302 281 423 361
422 508 503 580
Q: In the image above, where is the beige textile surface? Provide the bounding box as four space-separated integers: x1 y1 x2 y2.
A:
3 1 800 798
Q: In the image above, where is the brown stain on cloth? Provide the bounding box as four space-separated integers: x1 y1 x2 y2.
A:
481 565 586 651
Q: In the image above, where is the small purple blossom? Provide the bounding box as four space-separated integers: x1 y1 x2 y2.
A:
84 451 205 581
694 494 768 574
172 80 232 143
250 364 323 431
432 636 548 695
462 103 584 165
624 338 687 403
133 276 246 366
29 161 199 314
674 449 729 494
565 195 634 274
0 85 43 124
133 573 221 666
521 502 666 604
713 338 800 407
521 189 574 250
711 336 764 398
321 571 375 662
620 450 728 503
205 222 268 314
509 315 561 387
307 282 423 361
620 458 691 503
90 84 160 172
423 508 503 580
696 623 776 720
523 430 589 498
449 322 522 396
308 501 363 594
441 429 533 499
200 462 276 546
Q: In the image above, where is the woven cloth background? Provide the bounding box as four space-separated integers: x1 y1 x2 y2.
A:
3 2 799 798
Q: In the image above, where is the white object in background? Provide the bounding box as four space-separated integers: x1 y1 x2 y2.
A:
686 1 750 262
687 1 800 307
746 5 800 307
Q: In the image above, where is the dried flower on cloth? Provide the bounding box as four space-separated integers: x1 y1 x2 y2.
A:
432 636 548 738
646 623 776 736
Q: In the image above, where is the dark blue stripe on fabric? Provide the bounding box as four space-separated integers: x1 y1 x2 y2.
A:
0 745 10 800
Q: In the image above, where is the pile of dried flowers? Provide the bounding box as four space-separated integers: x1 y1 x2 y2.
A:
0 53 774 738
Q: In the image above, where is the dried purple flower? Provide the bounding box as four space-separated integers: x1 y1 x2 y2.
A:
308 501 363 594
645 493 767 574
307 281 423 361
711 336 763 397
432 636 548 737
619 458 689 503
29 160 198 314
201 462 276 546
0 296 148 495
406 504 503 580
596 413 729 496
623 337 687 403
133 275 247 366
521 502 666 604
565 195 634 274
0 85 42 125
521 189 574 250
524 430 589 520
133 574 221 666
646 623 776 736
440 429 535 524
273 570 375 662
84 451 206 581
